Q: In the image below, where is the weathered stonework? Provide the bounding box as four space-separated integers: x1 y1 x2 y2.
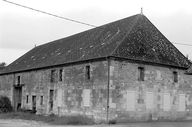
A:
0 59 192 123
0 60 108 122
108 60 192 122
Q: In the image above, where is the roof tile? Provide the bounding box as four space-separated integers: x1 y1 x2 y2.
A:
1 14 190 74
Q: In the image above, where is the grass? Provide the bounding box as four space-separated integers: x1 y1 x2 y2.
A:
0 112 95 125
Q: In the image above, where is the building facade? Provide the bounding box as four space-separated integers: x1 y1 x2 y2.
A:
0 14 192 122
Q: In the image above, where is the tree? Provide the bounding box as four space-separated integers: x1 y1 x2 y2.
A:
0 62 6 67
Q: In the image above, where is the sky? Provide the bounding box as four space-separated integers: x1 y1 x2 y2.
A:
0 0 192 65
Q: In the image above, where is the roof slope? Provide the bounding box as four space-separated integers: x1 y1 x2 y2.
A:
1 14 190 74
186 65 192 74
112 15 190 67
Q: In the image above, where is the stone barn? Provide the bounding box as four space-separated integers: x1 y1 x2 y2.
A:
0 14 192 122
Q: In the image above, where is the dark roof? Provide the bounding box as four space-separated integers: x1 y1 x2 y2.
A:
186 65 192 74
1 14 191 74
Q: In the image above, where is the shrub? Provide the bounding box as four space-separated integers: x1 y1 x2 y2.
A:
0 96 13 113
49 115 95 125
109 119 117 124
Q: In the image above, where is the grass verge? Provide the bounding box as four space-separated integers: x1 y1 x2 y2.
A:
0 112 95 125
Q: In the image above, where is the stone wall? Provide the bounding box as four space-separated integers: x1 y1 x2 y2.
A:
0 60 108 122
108 60 192 122
50 61 108 121
0 59 192 122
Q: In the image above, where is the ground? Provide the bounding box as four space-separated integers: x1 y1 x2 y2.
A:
1 112 192 127
1 119 192 127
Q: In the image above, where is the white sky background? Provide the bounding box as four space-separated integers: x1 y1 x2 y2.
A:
0 0 192 65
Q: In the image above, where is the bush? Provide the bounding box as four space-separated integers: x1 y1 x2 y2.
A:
48 115 95 125
109 119 117 124
0 96 13 113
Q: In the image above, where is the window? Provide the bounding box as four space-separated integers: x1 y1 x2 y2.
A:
57 89 63 107
86 65 90 80
50 70 56 82
26 95 29 103
82 89 91 107
178 94 186 111
146 92 154 110
17 76 20 84
163 93 171 111
173 71 178 83
173 96 177 105
59 69 63 81
126 90 136 111
40 96 43 105
138 87 144 104
138 94 144 104
138 67 144 81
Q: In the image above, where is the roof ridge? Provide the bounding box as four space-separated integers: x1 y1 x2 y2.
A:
110 14 142 56
36 14 141 48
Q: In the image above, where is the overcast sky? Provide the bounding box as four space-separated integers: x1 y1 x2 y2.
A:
0 0 192 65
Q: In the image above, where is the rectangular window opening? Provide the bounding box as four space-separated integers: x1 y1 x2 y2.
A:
17 76 20 84
146 92 154 110
26 95 29 104
40 96 43 106
86 65 90 80
50 70 56 82
126 90 136 111
138 94 144 104
173 71 178 83
138 67 144 81
83 89 91 107
59 69 63 81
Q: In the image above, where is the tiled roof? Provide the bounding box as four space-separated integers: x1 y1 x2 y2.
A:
1 14 190 74
186 65 192 74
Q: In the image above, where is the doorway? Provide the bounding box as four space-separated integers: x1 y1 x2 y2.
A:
13 86 22 111
49 90 54 111
32 95 36 113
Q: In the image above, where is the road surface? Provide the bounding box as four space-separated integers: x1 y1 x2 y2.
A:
1 119 192 127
